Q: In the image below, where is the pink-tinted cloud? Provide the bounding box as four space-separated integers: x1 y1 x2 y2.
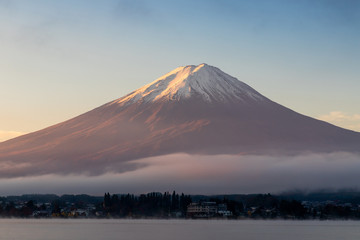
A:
0 130 26 142
0 152 360 195
318 111 360 132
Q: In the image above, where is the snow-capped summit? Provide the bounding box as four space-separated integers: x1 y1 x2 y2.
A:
113 63 265 105
1 63 360 177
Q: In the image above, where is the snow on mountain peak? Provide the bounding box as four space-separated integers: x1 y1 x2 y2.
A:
113 64 265 105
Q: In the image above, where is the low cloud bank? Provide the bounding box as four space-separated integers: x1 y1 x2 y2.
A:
0 152 359 195
0 130 26 142
318 111 360 132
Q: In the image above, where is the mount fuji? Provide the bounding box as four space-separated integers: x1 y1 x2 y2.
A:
0 63 359 177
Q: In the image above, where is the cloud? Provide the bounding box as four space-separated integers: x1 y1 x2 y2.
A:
0 152 360 195
0 130 26 142
125 152 360 194
318 111 360 121
317 111 360 132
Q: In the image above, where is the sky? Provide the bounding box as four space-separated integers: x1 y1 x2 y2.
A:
0 1 359 195
0 0 359 142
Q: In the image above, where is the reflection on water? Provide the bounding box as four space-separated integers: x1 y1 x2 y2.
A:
0 219 360 240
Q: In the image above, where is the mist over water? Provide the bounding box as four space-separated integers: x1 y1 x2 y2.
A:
0 152 359 195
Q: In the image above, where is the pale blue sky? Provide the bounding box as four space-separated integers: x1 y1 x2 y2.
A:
1 0 359 140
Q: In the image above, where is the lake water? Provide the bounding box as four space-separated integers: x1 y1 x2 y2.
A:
0 219 360 240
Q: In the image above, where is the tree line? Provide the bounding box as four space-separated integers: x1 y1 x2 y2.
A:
1 192 360 219
102 191 192 217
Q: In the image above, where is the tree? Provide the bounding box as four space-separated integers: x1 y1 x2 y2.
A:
103 192 111 209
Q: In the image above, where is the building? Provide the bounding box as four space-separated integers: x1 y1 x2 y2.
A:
187 202 232 218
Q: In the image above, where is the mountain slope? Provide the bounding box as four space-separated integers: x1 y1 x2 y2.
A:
0 63 359 177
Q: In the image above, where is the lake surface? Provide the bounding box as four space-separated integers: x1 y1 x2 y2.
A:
0 219 360 240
